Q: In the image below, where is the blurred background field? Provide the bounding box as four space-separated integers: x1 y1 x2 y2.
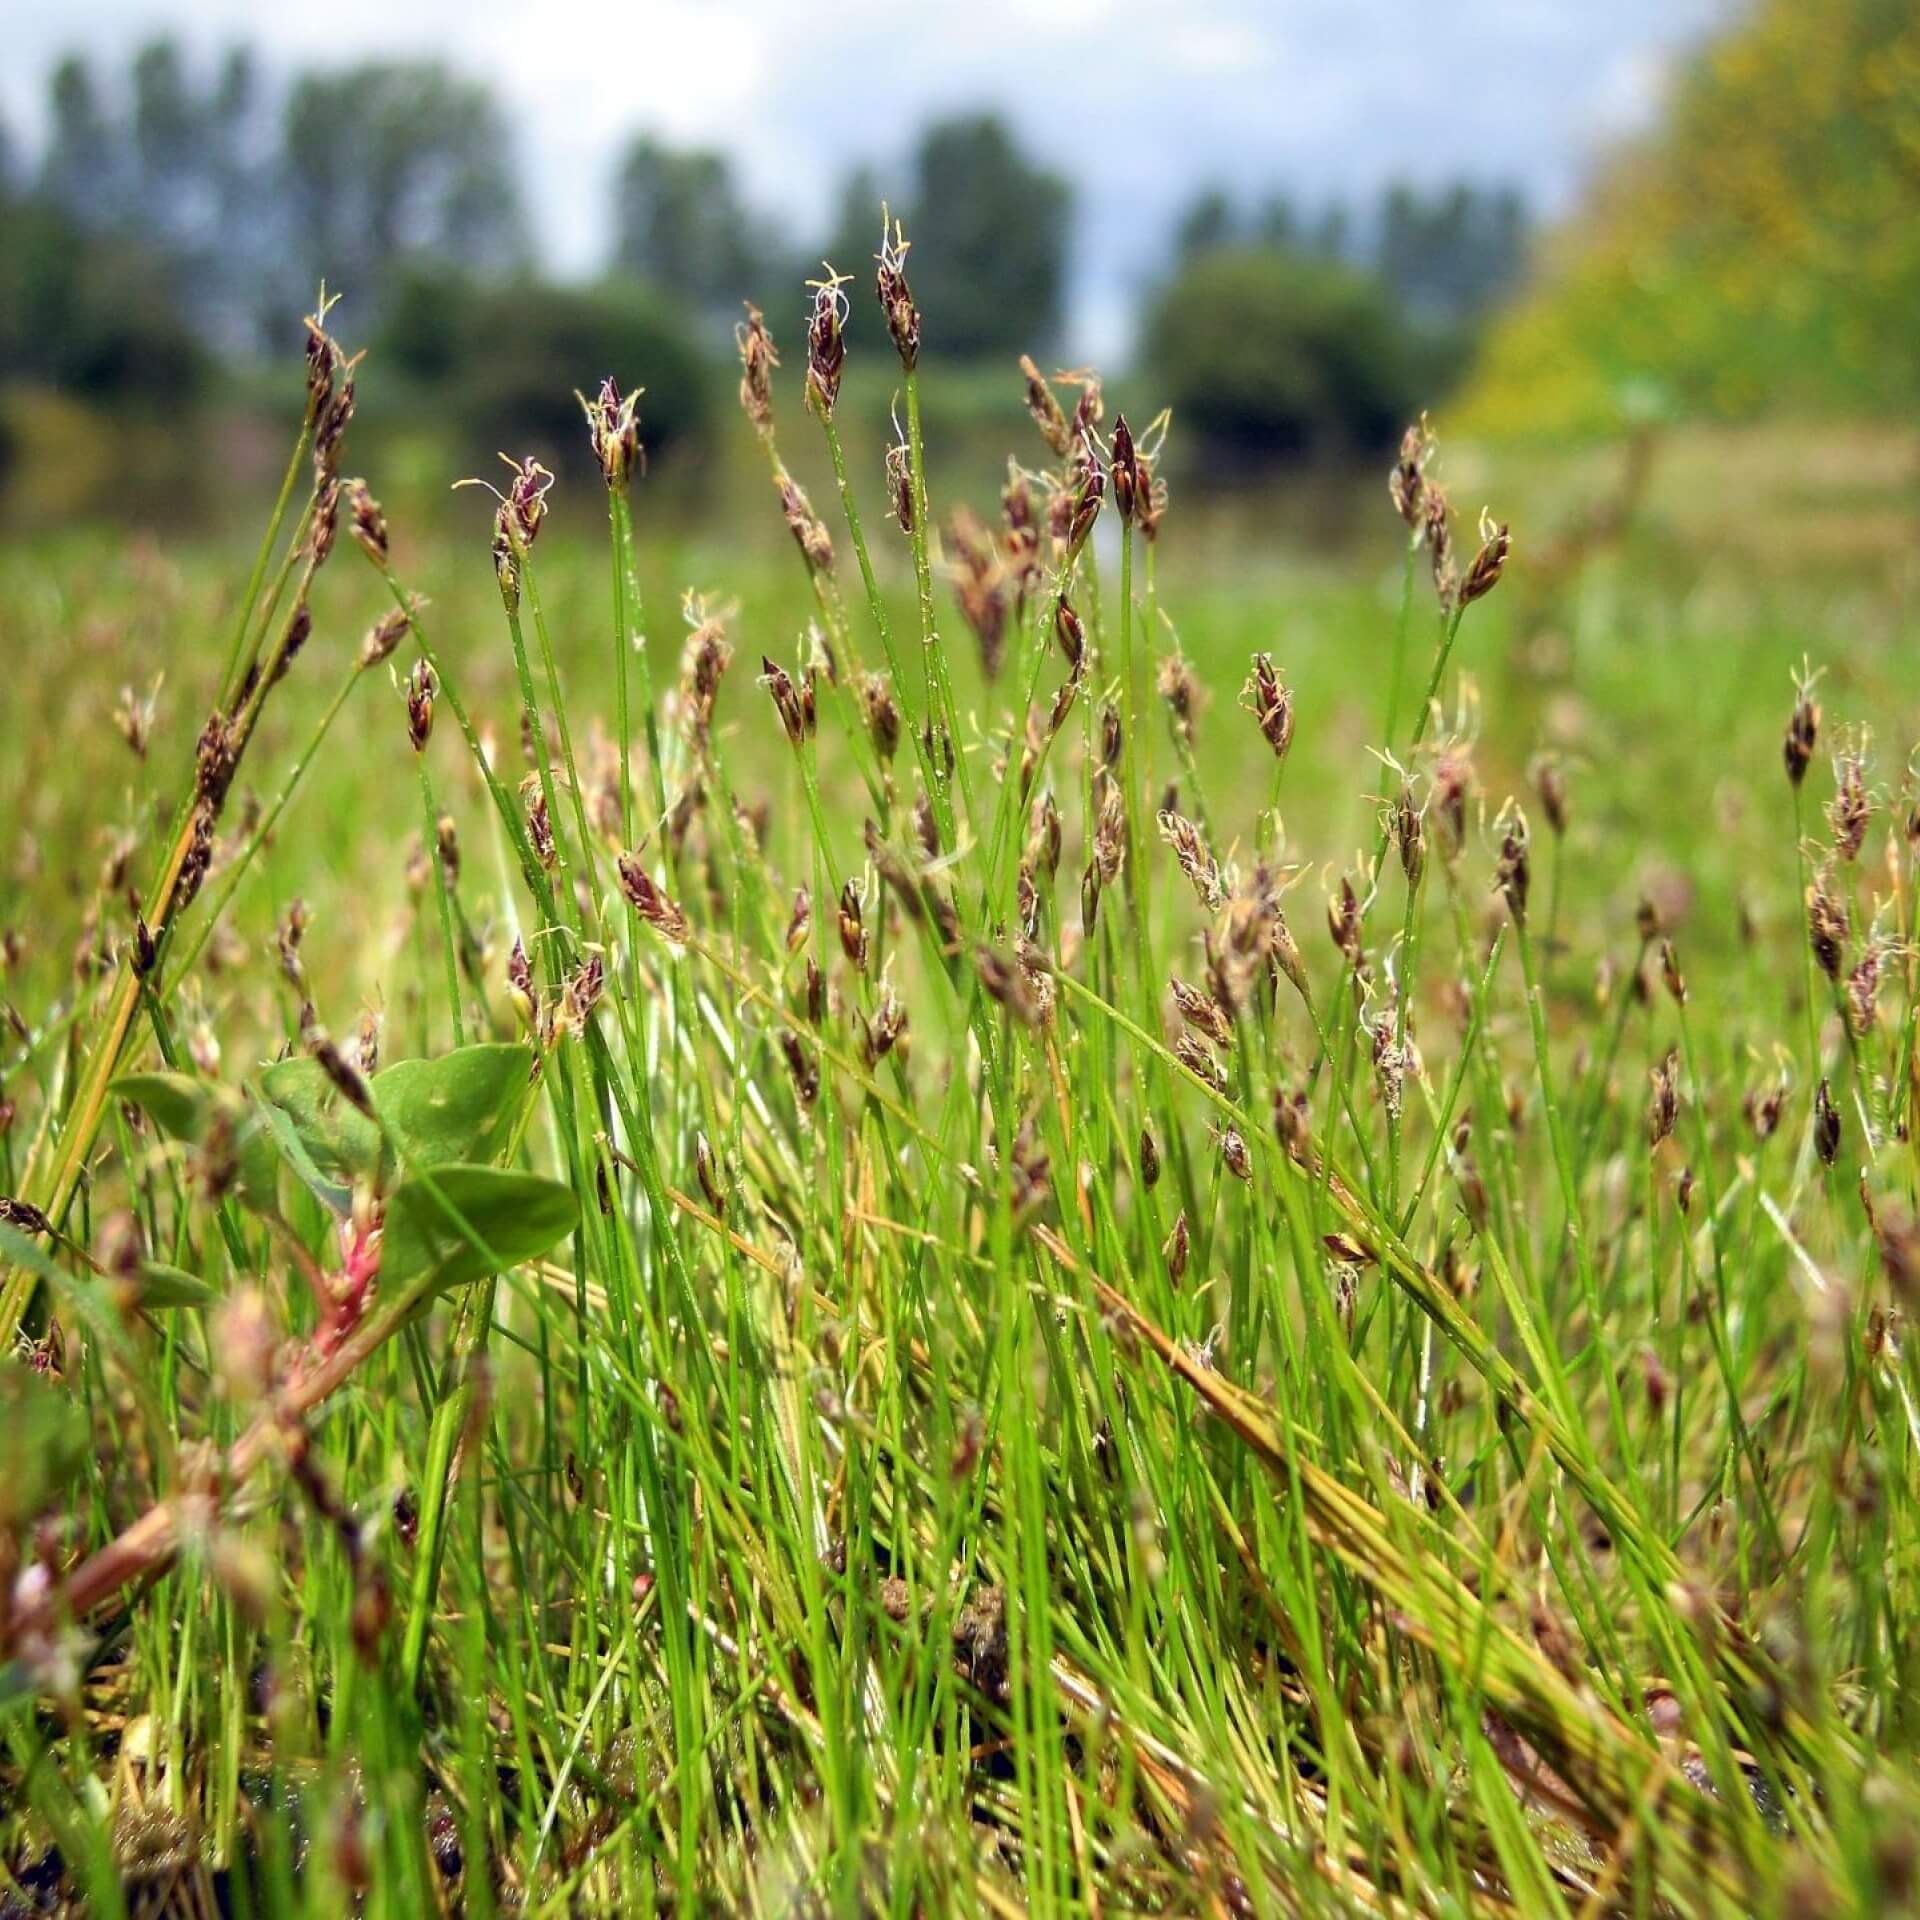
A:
3 1 1920 1908
0 0 1915 1029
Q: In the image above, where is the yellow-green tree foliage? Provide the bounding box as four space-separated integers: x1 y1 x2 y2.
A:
1462 0 1920 434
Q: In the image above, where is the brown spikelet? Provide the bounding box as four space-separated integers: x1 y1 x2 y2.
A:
1457 511 1510 608
1019 355 1073 458
1157 810 1224 912
736 304 778 437
618 854 691 944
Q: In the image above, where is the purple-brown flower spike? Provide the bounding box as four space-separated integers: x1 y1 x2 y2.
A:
1019 355 1073 458
405 660 435 753
580 378 644 489
345 478 389 567
1458 510 1511 608
876 210 920 372
804 269 851 417
736 303 779 438
1244 654 1292 761
1110 414 1149 526
761 657 816 748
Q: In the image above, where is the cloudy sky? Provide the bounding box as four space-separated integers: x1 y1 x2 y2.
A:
2 0 1731 355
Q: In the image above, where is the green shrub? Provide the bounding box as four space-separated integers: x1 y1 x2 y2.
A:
1144 247 1421 466
378 271 710 472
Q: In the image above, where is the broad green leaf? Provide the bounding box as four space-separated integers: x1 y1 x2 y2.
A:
257 1056 382 1182
110 1071 280 1210
110 1071 205 1141
258 1042 535 1185
0 1357 90 1527
380 1164 577 1304
134 1263 219 1309
371 1042 534 1172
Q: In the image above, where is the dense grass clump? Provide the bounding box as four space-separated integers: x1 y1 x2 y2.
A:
0 245 1917 1918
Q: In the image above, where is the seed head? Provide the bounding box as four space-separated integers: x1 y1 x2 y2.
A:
580 377 644 489
312 357 358 479
865 976 909 1063
1428 742 1475 863
1827 737 1872 862
1138 1126 1160 1189
1659 938 1686 1005
948 507 1009 681
1109 413 1150 526
405 660 435 753
1158 810 1224 912
113 677 159 759
1019 355 1074 458
269 602 312 688
1647 1049 1679 1149
304 289 343 428
1744 1076 1785 1141
618 854 691 944
1029 789 1062 879
804 269 851 417
1391 782 1425 888
1424 486 1458 611
736 304 779 438
310 478 340 568
1457 511 1510 608
1064 433 1106 552
563 953 604 1032
1532 755 1569 837
777 475 835 576
1784 669 1821 787
506 938 537 1030
774 888 809 959
1389 415 1433 528
838 880 869 972
1170 976 1233 1049
886 434 914 534
1052 595 1085 673
1157 654 1202 751
1328 875 1364 971
1847 939 1888 1037
976 943 1046 1028
779 1029 820 1106
524 786 555 870
1216 1124 1253 1183
311 1033 373 1117
760 655 816 747
1136 444 1169 544
1807 868 1849 981
1815 1076 1841 1166
344 479 389 567
195 711 238 815
875 212 920 370
677 604 733 756
360 603 412 668
1493 807 1531 925
1164 1209 1190 1283
860 673 901 762
1243 654 1293 760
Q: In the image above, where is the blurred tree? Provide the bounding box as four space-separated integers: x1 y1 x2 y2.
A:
1463 0 1920 430
1175 187 1236 262
610 136 778 322
1252 193 1299 252
39 56 126 224
279 63 527 319
1145 247 1417 465
378 274 709 474
0 197 202 401
1377 181 1526 325
900 114 1071 359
